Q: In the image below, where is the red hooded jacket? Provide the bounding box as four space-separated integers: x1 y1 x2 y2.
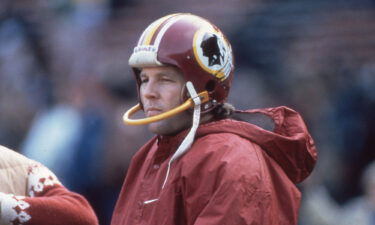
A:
111 106 317 225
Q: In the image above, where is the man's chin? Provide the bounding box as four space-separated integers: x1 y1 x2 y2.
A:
147 112 192 136
148 121 168 135
148 121 181 136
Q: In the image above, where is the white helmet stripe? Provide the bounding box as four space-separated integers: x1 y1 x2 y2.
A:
153 15 183 49
137 14 178 46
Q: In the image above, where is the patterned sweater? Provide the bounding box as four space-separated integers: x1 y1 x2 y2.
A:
0 145 98 225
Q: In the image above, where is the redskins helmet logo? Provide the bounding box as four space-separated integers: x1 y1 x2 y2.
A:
193 28 233 81
200 34 224 66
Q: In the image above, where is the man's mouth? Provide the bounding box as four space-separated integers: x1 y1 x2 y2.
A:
145 107 162 117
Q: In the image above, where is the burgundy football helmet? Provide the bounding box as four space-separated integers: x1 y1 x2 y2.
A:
128 13 234 110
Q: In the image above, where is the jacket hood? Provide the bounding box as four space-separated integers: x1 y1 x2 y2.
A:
194 106 318 184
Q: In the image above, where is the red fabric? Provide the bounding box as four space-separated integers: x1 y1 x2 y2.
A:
111 106 317 225
0 163 99 225
22 186 99 225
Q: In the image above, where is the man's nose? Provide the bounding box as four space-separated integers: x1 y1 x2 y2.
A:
142 81 160 99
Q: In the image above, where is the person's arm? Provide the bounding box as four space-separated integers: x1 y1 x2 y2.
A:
0 163 98 225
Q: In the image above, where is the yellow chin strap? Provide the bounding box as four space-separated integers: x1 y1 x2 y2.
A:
123 91 210 126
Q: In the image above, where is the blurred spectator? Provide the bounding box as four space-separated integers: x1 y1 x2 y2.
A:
0 12 52 149
20 73 116 223
300 160 375 225
21 103 83 184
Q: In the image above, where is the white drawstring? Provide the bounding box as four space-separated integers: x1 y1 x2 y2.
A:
161 81 202 189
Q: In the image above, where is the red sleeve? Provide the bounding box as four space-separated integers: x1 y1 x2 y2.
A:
0 164 98 225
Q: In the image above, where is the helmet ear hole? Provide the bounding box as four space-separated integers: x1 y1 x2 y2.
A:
205 80 216 92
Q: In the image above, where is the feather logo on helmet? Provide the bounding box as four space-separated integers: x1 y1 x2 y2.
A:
193 28 233 81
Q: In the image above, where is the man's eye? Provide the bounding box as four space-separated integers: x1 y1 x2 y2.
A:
140 78 148 83
161 77 174 82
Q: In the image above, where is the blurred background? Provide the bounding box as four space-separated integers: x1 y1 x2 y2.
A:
0 0 374 224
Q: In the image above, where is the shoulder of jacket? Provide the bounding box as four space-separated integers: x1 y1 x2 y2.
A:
180 133 265 186
196 132 254 148
185 132 261 164
0 145 36 169
0 145 37 195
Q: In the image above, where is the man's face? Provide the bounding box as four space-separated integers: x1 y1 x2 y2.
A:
139 66 191 135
